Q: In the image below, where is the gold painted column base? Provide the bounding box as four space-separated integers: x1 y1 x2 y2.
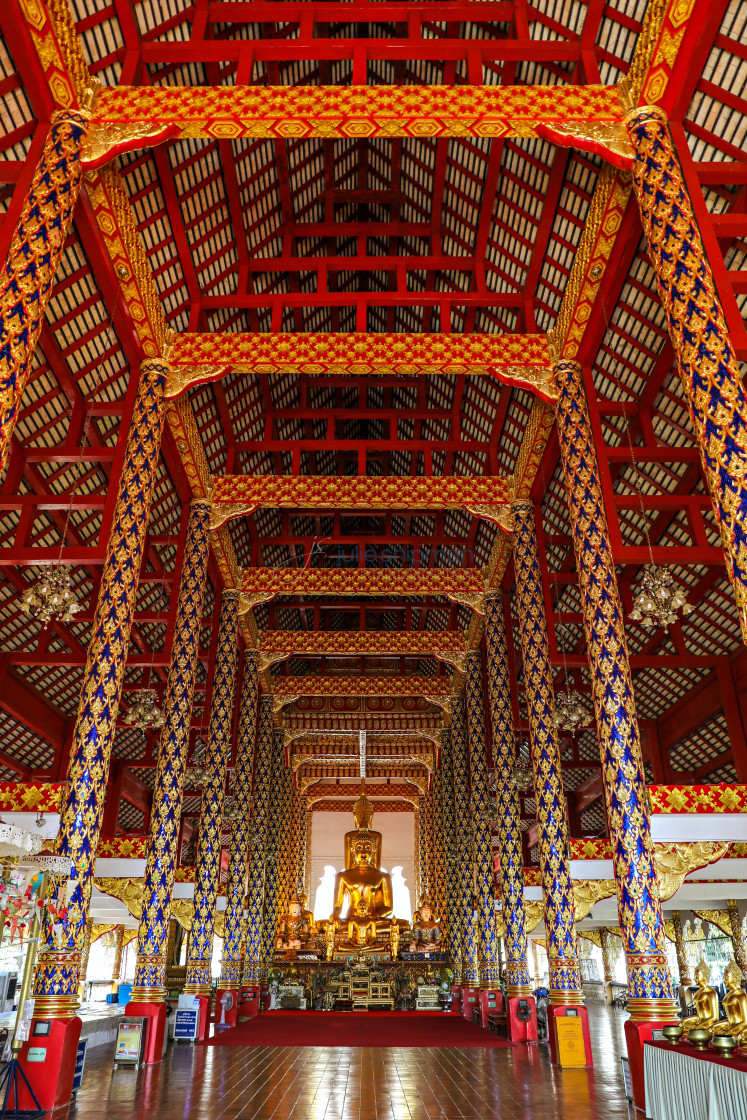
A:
506 984 534 999
32 995 80 1020
549 989 585 1007
627 997 680 1022
129 986 167 1003
183 983 213 999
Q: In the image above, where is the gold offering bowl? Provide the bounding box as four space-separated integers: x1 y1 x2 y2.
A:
711 1035 738 1058
687 1028 712 1051
662 1024 683 1045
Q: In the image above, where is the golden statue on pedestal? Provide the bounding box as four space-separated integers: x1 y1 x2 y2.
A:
275 893 315 956
325 783 404 957
713 961 747 1041
681 959 721 1033
409 897 442 953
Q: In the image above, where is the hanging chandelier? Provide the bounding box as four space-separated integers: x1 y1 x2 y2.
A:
552 686 593 735
122 688 165 731
630 564 693 629
184 741 209 788
21 565 82 625
511 737 533 791
223 796 243 825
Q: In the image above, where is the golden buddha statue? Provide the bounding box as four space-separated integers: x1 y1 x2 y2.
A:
713 961 747 1040
329 783 397 953
409 897 442 953
275 893 314 956
681 959 721 1033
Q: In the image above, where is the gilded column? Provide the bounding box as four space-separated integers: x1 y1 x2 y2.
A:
0 109 91 479
261 734 288 967
273 767 294 927
671 911 692 986
243 698 273 984
418 793 432 900
303 806 313 906
727 900 747 975
465 652 500 988
485 593 532 997
512 500 583 1006
555 360 678 1019
285 790 305 903
452 694 478 986
626 105 747 640
440 730 458 953
219 651 260 991
110 926 124 995
184 590 240 995
34 359 168 1017
413 803 422 905
431 768 449 950
131 499 211 1000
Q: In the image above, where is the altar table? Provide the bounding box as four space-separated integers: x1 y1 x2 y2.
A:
644 1040 747 1120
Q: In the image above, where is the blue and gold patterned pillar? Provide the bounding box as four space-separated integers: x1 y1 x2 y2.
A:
0 109 91 478
555 359 678 1020
512 500 583 1009
465 652 500 992
184 590 240 996
485 593 532 997
130 499 211 1000
440 730 458 960
261 732 287 968
243 698 273 984
219 651 260 992
33 359 168 1017
451 694 478 987
431 767 449 950
626 105 747 642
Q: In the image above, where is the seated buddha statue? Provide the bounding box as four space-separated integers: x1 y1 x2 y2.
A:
713 961 747 1040
681 959 721 1033
409 897 442 953
276 894 313 956
329 784 395 951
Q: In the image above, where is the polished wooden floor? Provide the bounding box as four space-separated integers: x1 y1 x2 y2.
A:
67 1005 633 1120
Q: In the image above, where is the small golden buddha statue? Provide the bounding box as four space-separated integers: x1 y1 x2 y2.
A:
329 783 395 951
409 897 442 953
713 961 747 1040
681 959 721 1033
275 893 312 955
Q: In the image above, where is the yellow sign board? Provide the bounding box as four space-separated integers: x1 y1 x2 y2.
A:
555 1016 587 1068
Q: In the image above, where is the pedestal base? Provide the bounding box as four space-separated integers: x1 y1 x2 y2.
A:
240 987 260 1019
449 985 461 1014
479 989 502 1028
17 1016 82 1111
506 996 538 1043
215 989 240 1028
624 1017 678 1112
125 1001 167 1064
461 986 479 1021
194 995 212 1041
547 1005 593 1068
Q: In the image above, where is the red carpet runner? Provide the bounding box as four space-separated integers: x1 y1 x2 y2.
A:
207 1010 514 1048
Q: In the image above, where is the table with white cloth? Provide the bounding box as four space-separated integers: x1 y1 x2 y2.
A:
644 1041 747 1120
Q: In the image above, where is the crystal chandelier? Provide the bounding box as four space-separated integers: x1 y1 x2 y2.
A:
511 737 533 791
184 740 209 788
122 688 165 730
223 796 243 825
21 565 82 624
630 564 693 629
552 685 593 735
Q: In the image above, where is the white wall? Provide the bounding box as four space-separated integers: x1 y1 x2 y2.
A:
309 809 415 922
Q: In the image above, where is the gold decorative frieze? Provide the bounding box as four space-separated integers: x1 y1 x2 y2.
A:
165 332 556 403
210 476 510 530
